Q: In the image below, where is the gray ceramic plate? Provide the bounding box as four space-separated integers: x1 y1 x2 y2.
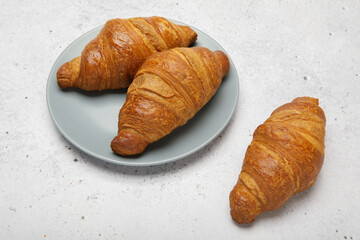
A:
46 20 239 166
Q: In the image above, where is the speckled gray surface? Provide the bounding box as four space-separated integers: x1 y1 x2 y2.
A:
1 0 360 239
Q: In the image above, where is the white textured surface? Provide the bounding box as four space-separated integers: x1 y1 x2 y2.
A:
1 0 360 239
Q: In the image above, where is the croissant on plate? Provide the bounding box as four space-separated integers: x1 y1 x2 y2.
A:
111 47 230 156
229 97 326 224
57 16 197 91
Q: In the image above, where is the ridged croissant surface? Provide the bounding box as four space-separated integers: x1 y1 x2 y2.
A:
57 16 197 91
230 97 326 224
111 47 230 156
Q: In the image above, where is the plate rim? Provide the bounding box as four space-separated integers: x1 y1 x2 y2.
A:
46 19 239 166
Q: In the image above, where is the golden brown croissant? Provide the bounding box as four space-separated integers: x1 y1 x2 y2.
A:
111 47 230 156
229 97 326 224
57 16 197 91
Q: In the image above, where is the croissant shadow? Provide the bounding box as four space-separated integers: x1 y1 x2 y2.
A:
64 113 235 176
70 125 228 176
60 87 127 96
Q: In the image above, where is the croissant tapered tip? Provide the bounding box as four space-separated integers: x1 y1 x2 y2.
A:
178 25 198 45
57 57 81 89
292 97 319 105
57 78 72 89
111 130 149 156
229 183 262 224
214 51 230 77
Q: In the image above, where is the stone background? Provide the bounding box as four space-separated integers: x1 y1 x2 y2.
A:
1 0 359 239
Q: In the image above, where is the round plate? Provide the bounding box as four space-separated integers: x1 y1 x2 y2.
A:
46 20 239 166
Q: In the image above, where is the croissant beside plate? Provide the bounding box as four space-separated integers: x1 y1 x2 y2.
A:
57 16 197 91
111 47 230 156
230 97 326 224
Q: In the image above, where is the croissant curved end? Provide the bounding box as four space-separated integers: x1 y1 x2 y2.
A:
57 57 81 89
214 51 230 77
292 96 319 105
229 183 262 224
178 25 198 45
111 130 149 156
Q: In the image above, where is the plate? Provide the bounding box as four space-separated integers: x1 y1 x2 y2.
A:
46 20 239 166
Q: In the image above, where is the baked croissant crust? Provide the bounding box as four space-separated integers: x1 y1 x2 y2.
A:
57 16 197 91
229 97 326 224
111 47 230 156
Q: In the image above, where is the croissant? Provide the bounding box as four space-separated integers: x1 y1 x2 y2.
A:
111 47 230 156
229 97 326 224
57 16 197 91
